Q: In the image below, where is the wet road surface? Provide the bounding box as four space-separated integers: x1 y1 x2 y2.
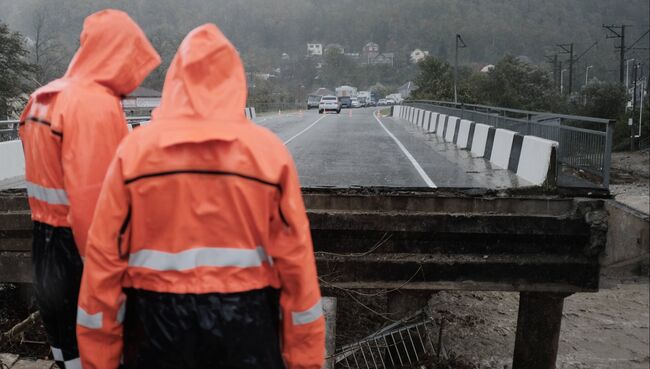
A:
257 108 526 189
0 108 527 191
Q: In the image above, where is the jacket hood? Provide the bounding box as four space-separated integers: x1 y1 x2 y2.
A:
153 23 247 121
64 9 161 96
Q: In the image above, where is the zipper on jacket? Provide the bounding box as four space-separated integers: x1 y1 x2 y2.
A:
118 207 132 259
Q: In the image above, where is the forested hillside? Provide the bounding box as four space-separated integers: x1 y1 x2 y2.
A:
0 0 648 91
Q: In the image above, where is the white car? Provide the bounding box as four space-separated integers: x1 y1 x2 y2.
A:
377 99 388 106
351 97 361 108
319 96 341 114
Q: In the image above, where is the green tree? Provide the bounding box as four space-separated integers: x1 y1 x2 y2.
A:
0 22 36 119
410 56 454 101
578 81 626 120
478 55 561 111
320 49 357 88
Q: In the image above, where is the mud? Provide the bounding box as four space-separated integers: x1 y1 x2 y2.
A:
427 277 649 369
610 149 650 215
0 284 50 359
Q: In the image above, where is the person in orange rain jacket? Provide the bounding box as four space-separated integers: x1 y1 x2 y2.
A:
18 9 160 369
77 23 325 369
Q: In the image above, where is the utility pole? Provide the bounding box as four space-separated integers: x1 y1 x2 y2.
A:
553 54 559 89
454 34 467 104
626 59 634 91
557 43 574 95
603 25 628 84
557 61 563 92
545 54 559 90
560 69 567 95
584 65 593 106
631 62 640 150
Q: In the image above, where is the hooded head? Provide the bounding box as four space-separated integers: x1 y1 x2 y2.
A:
153 24 247 121
64 9 161 96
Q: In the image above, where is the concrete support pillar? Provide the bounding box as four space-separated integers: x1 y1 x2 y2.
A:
512 292 570 369
322 297 337 369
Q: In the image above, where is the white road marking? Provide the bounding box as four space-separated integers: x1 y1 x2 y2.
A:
373 111 437 188
284 115 327 145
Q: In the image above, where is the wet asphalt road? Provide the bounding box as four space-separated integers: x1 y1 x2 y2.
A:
256 108 526 189
0 108 526 191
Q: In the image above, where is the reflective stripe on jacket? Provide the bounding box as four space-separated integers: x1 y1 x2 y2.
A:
77 23 325 369
18 9 160 258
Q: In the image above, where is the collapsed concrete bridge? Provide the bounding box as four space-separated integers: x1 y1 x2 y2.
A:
0 187 608 369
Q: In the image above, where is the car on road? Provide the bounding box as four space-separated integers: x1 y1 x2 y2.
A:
351 97 361 108
319 95 341 114
377 99 388 106
307 95 322 110
386 98 396 105
339 96 352 109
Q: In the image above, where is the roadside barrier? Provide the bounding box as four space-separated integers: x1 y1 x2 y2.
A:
423 111 432 131
444 117 460 143
0 140 25 181
456 119 473 149
516 136 558 185
428 113 440 133
436 115 448 139
418 109 426 127
490 128 516 169
392 106 559 187
245 107 257 120
471 124 494 158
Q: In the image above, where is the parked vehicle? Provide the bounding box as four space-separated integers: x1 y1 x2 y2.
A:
377 99 388 106
339 96 352 108
386 98 396 105
319 95 341 114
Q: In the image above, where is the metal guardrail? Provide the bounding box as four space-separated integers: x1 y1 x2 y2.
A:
334 317 441 369
405 100 615 188
0 117 153 143
248 102 306 113
0 120 20 142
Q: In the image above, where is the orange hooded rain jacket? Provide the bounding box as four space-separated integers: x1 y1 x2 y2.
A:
18 9 161 256
77 24 325 369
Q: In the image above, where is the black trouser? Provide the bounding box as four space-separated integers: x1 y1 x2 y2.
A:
32 221 84 369
123 287 286 369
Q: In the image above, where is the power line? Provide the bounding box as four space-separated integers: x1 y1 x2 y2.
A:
602 24 630 84
626 29 650 51
574 41 598 62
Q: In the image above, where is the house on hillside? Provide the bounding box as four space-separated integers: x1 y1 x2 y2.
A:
122 86 161 116
480 64 495 73
361 42 380 64
369 53 394 67
307 43 323 56
410 49 429 64
324 43 345 55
